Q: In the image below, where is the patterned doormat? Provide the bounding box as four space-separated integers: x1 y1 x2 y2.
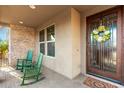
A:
83 77 118 88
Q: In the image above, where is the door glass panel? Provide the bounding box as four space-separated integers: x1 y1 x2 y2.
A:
89 13 117 73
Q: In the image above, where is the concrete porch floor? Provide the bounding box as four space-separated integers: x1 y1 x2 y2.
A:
0 66 88 88
0 66 124 88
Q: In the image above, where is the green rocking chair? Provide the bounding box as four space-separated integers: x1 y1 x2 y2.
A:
16 50 33 72
21 53 44 85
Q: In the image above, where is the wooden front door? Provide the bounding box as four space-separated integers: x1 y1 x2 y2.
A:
86 6 122 82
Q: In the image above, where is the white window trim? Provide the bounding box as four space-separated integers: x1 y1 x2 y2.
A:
39 29 45 55
39 24 56 58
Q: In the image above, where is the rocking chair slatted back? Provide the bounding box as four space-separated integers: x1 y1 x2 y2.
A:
26 50 33 61
36 53 43 72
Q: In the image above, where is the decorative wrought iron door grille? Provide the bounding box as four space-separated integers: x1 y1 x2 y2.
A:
88 13 117 73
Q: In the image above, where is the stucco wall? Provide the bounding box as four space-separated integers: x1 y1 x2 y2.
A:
71 8 81 78
37 8 72 79
80 5 116 75
37 8 81 79
10 24 36 66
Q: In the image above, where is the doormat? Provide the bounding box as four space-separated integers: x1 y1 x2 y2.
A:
83 77 118 88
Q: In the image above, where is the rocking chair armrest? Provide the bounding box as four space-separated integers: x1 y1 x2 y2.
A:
24 62 33 66
23 67 38 73
24 64 38 70
23 67 32 73
17 59 26 61
17 59 26 65
25 61 33 66
17 59 32 63
24 67 33 70
25 60 32 62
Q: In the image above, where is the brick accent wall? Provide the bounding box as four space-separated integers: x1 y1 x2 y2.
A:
10 24 37 66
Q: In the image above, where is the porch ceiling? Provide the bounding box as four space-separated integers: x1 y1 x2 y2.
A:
0 5 115 28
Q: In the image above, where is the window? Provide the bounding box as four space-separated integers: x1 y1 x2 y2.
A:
39 25 55 57
47 41 55 57
47 25 55 41
46 25 55 57
39 29 45 54
40 43 45 54
39 30 45 42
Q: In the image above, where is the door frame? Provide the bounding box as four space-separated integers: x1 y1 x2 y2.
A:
86 6 123 84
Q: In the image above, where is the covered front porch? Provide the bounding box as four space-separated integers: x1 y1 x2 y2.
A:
0 5 124 88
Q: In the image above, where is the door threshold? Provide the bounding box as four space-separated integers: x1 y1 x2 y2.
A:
86 73 124 88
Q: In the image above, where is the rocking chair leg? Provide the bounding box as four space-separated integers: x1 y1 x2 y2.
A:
21 72 26 85
21 78 25 85
21 67 23 72
16 66 18 70
20 77 25 85
36 75 39 81
21 69 23 72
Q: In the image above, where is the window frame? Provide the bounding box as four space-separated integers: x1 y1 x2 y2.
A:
39 29 45 55
38 24 56 58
